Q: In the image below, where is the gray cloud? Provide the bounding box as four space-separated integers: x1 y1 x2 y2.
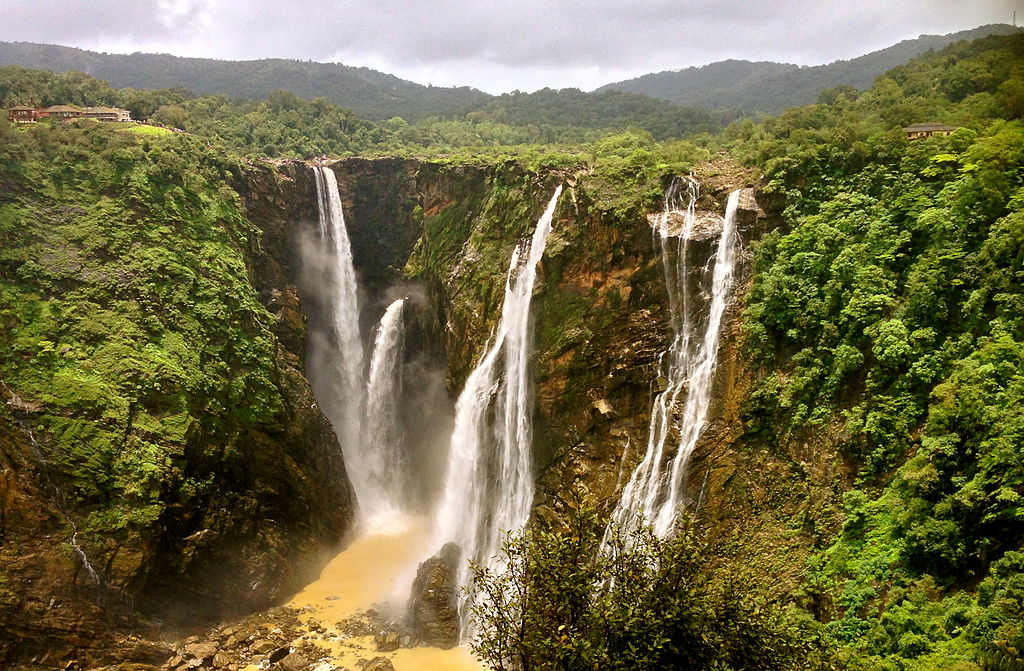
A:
1 0 1015 92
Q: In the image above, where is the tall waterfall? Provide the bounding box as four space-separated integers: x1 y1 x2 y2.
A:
312 166 367 501
362 298 407 522
606 182 742 540
432 186 563 632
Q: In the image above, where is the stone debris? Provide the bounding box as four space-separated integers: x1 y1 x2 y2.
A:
355 657 396 671
160 606 329 671
373 631 400 652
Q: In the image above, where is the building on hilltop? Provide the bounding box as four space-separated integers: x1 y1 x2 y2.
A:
903 122 958 140
8 104 133 123
38 105 83 119
7 106 38 123
82 106 132 122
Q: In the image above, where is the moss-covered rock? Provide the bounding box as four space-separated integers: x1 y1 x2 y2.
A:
0 125 355 664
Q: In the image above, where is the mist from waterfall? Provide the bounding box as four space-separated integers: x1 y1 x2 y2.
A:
431 185 563 635
606 182 742 540
362 298 407 522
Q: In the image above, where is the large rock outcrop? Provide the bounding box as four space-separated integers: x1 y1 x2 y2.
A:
407 542 461 649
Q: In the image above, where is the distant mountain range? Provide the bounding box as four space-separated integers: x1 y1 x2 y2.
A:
0 42 489 121
1 24 1020 123
594 24 1022 114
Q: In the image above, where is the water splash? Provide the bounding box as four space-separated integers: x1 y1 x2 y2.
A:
312 165 367 500
432 186 563 635
362 298 407 526
606 182 742 540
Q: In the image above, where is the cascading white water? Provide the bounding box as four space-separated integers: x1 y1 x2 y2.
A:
432 185 563 634
362 298 407 523
606 182 742 540
312 165 367 498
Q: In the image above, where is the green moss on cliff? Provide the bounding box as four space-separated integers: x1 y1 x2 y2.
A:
0 121 349 615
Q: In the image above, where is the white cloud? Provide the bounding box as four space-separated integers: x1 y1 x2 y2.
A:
0 0 1015 93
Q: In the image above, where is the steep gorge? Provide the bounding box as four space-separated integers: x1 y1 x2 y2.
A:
2 148 788 667
238 155 794 559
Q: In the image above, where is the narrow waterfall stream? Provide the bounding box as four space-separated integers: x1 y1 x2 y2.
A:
431 186 563 636
311 165 367 497
606 184 742 540
362 298 407 525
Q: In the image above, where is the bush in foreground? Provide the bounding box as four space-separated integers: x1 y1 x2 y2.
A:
469 509 840 671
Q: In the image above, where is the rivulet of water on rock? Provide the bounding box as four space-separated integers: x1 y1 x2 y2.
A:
431 186 563 636
606 182 742 540
362 298 407 522
312 165 366 500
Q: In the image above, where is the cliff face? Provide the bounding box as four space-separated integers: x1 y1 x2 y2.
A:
266 157 773 526
287 156 837 598
0 142 356 667
0 147 812 666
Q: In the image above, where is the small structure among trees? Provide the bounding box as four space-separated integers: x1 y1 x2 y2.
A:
903 122 958 140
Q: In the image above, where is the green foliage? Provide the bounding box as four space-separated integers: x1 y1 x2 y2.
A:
0 41 488 121
0 121 287 548
737 32 1024 671
470 509 838 671
451 87 729 140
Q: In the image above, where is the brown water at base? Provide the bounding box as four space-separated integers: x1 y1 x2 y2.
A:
284 515 483 671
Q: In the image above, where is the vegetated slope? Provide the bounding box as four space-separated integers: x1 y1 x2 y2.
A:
0 41 491 121
453 87 730 140
727 31 1024 668
0 120 355 662
597 24 1021 114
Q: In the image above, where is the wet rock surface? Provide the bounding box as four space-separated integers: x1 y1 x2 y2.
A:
406 542 461 649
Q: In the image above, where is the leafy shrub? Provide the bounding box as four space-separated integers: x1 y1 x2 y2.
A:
469 509 838 671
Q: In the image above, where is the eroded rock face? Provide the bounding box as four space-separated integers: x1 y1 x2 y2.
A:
407 542 461 649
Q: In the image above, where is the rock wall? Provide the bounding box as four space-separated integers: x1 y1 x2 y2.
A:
261 157 769 526
0 156 357 668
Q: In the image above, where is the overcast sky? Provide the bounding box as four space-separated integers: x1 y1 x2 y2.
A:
2 0 1019 93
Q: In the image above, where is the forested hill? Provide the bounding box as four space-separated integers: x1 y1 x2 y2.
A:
0 42 490 121
595 23 1021 114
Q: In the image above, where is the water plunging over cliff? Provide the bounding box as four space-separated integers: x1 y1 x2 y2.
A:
606 183 742 540
432 186 563 634
362 298 407 522
311 165 368 504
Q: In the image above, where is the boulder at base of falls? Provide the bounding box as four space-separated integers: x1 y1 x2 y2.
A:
356 657 396 671
407 542 460 648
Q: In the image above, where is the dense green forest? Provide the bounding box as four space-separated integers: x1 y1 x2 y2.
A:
734 31 1024 669
1 26 1023 671
0 120 287 544
0 65 724 156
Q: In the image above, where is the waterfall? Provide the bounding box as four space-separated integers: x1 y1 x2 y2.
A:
606 182 742 540
312 165 366 500
432 185 563 634
362 298 407 522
